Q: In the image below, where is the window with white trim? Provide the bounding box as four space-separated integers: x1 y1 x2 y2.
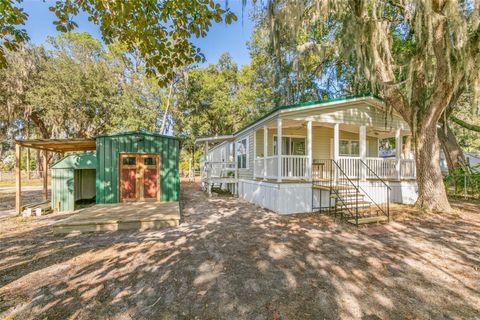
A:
236 138 248 169
339 139 360 156
273 136 306 155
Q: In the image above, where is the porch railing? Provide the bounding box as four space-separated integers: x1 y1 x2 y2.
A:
281 155 308 178
253 155 416 181
365 157 397 179
201 161 237 181
340 156 416 180
254 155 309 180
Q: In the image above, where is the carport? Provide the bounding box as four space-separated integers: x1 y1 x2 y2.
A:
14 138 96 214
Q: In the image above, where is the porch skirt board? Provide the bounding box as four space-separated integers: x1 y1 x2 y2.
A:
236 179 418 215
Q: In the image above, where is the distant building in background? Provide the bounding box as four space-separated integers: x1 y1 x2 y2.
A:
439 150 480 173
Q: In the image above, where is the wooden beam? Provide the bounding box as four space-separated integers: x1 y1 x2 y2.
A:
15 144 22 214
43 150 48 201
26 147 30 180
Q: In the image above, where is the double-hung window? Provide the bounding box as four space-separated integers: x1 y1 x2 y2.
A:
339 140 360 156
236 138 248 169
273 136 306 155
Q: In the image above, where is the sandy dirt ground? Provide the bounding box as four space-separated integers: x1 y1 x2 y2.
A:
0 182 479 319
0 189 51 211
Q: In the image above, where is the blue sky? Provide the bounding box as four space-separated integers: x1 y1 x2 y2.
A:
20 0 254 66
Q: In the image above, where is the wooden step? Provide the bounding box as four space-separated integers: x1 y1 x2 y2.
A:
347 216 388 225
331 186 355 191
336 200 371 207
331 193 364 199
313 185 356 191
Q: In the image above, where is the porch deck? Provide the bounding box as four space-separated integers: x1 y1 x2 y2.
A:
53 201 180 234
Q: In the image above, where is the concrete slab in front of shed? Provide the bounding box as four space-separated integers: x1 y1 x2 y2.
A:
53 202 180 234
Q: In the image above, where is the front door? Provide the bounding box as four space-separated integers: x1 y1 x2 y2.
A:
119 153 160 202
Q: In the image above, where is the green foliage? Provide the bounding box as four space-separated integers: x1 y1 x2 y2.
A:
0 0 29 67
173 53 258 153
449 92 480 151
47 0 237 85
0 32 168 164
0 1 237 84
444 171 480 199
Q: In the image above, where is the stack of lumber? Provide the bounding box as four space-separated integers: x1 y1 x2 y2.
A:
22 201 52 217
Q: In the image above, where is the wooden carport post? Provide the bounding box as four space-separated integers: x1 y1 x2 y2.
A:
15 144 22 214
43 150 49 200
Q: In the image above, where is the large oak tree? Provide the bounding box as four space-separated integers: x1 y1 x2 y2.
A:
1 0 237 84
263 0 480 212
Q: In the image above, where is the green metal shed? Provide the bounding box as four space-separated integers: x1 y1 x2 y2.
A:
50 153 97 212
95 130 180 204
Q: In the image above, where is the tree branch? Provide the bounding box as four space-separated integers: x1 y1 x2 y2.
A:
450 115 480 132
428 5 454 125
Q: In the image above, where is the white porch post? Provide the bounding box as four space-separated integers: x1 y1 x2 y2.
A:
263 125 268 180
333 123 339 184
396 128 402 180
277 118 283 182
333 123 340 162
204 142 209 161
253 130 257 177
359 125 367 181
307 120 312 179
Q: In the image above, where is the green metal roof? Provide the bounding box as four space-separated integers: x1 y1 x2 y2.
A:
234 93 383 136
50 153 97 170
95 129 179 141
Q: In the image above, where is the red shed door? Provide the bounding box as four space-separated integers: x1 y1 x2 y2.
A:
119 153 160 202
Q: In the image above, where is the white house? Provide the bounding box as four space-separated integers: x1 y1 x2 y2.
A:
440 150 480 173
196 94 418 225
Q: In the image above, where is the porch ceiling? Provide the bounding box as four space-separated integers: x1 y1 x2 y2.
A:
258 119 410 138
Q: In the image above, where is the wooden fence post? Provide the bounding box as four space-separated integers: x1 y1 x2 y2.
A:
15 144 22 214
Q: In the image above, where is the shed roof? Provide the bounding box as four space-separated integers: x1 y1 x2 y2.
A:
16 138 96 152
95 130 179 140
51 153 97 170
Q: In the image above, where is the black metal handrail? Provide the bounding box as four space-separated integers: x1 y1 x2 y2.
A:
331 160 362 224
312 159 391 225
359 159 391 222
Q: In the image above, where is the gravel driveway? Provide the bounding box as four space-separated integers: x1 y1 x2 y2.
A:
0 182 479 319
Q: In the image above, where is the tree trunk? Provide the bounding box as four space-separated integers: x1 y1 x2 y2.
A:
160 81 174 135
403 135 412 159
414 119 452 212
437 123 468 172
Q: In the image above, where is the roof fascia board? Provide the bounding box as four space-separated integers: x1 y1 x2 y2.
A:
278 96 383 116
233 111 279 138
194 135 234 144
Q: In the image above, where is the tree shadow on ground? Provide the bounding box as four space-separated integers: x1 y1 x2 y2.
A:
0 182 479 319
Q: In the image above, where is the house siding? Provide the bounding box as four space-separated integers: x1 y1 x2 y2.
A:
235 131 254 179
282 104 408 130
253 126 378 160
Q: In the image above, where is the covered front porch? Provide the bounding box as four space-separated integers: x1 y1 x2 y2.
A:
253 118 416 182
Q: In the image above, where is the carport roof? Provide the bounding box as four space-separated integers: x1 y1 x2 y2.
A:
15 138 96 152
